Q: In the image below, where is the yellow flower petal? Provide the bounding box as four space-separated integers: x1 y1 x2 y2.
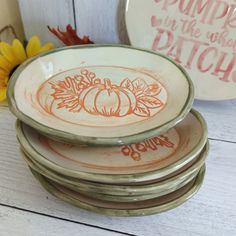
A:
0 68 8 79
0 42 19 65
12 39 27 63
26 36 41 57
0 79 7 102
39 43 55 53
0 86 7 102
0 55 13 71
5 77 8 83
0 78 7 86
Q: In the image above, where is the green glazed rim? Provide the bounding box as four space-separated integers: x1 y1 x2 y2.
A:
8 44 194 146
30 165 205 217
15 109 208 184
20 142 208 197
25 151 198 202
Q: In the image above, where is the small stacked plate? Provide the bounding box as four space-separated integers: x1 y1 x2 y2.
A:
7 45 209 216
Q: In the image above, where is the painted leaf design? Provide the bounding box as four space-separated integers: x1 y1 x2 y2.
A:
50 77 82 112
57 98 82 112
133 101 150 117
138 96 163 108
144 84 161 96
120 78 134 91
132 78 148 95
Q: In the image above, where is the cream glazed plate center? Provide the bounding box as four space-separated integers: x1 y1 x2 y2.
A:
8 45 193 145
126 0 236 100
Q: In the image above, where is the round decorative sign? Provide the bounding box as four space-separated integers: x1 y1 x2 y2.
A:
126 0 236 100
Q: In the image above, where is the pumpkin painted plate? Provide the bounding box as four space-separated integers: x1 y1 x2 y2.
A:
20 143 208 200
125 0 236 100
16 109 207 184
8 45 193 145
30 166 205 216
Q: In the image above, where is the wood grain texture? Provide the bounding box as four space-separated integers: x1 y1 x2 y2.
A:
0 205 123 236
74 0 129 44
193 99 236 142
0 103 236 236
18 0 75 46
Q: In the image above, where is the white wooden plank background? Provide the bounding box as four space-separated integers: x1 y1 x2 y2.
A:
1 101 236 236
18 0 75 46
194 100 236 143
18 0 129 45
74 0 129 44
0 205 124 236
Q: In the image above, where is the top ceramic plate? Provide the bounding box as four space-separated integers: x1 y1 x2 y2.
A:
8 44 193 146
125 0 236 100
16 109 207 184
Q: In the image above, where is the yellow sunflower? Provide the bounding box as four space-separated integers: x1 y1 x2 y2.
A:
0 36 55 102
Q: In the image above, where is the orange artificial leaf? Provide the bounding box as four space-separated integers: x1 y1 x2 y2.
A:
48 24 93 46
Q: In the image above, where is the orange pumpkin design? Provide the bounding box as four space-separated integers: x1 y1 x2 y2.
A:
79 79 136 117
50 69 165 118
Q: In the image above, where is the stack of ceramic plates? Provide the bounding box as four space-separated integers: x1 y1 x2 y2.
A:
7 45 208 216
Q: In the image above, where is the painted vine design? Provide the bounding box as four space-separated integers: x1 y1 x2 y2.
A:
50 69 164 117
121 135 175 161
